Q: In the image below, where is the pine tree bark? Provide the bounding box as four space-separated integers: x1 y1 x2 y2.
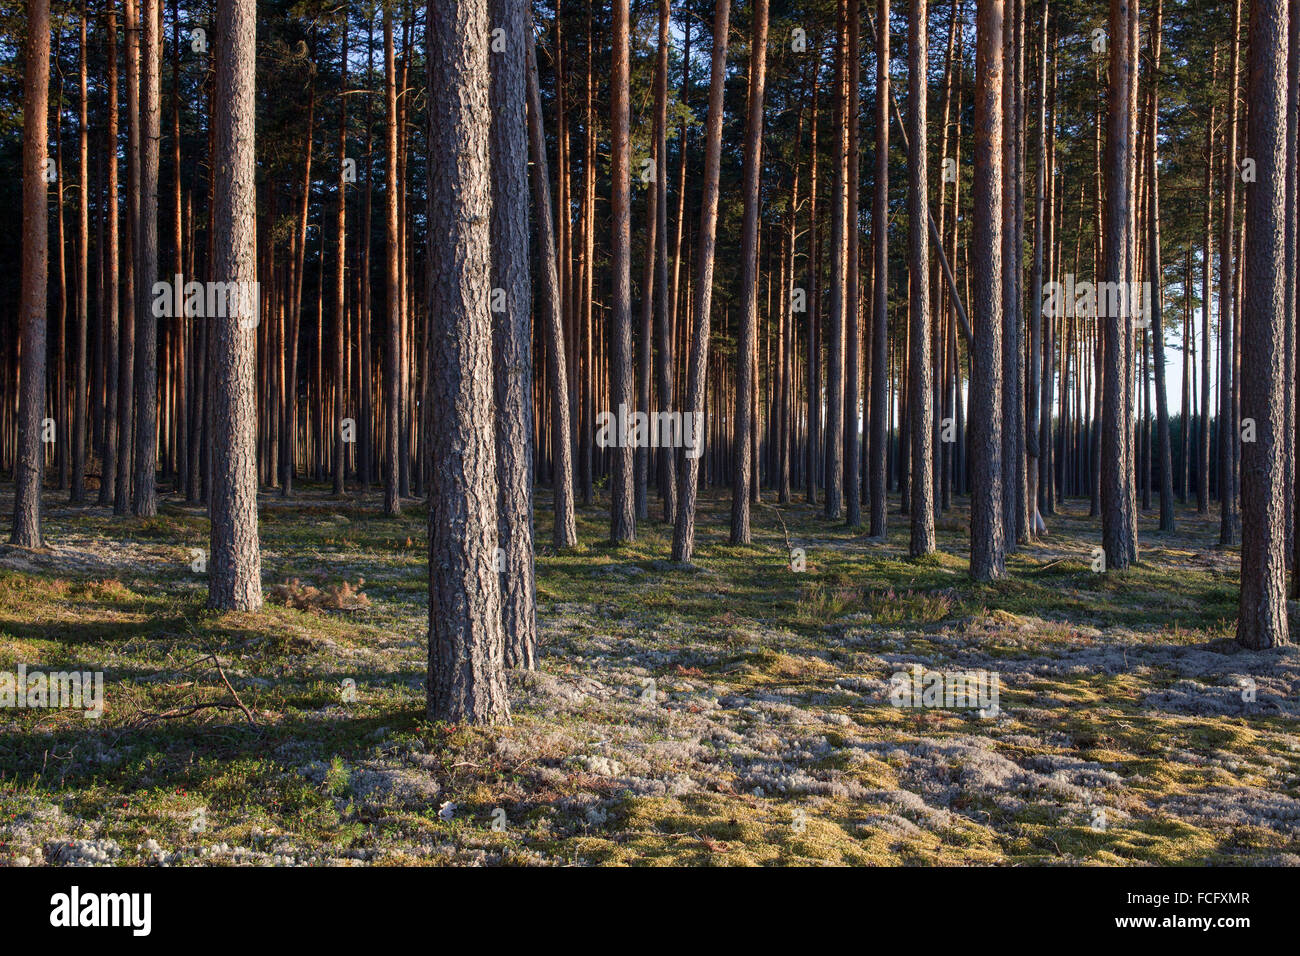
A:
1147 0 1174 532
908 0 935 556
99 4 120 508
207 0 262 611
426 0 510 723
824 0 847 521
116 0 140 516
11 0 51 547
672 0 730 564
653 0 677 526
1286 0 1298 591
490 0 538 667
280 85 313 498
807 77 821 505
132 0 160 516
1219 0 1242 545
1026 0 1047 535
971 0 1007 581
869 0 890 538
845 0 862 528
1198 49 1217 515
383 8 401 516
525 28 577 549
333 23 348 497
1000 0 1025 550
609 0 635 543
1237 0 1291 648
1101 0 1139 571
731 0 769 545
1291 1 1300 598
72 3 90 503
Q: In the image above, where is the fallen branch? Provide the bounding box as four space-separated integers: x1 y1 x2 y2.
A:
130 646 257 729
134 700 256 727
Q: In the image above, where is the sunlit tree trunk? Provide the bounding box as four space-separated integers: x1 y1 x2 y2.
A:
869 0 890 538
824 0 847 521
845 0 862 529
609 0 635 543
383 8 401 516
1147 0 1174 532
332 23 348 496
207 0 262 611
1101 0 1138 571
672 0 730 564
731 0 768 544
653 0 677 526
116 0 140 516
908 0 935 556
525 28 577 549
72 3 90 503
99 4 120 508
11 0 51 547
1219 0 1242 546
1237 0 1291 648
426 0 509 723
971 0 1007 581
490 0 538 666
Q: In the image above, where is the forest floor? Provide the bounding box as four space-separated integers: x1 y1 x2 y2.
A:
0 482 1298 866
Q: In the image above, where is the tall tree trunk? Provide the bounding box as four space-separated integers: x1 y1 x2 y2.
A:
971 0 1007 581
169 0 184 493
207 0 262 611
490 0 538 667
807 75 820 505
72 2 89 503
1286 0 1298 588
869 0 890 538
11 0 51 547
731 0 768 544
824 0 847 521
525 29 577 549
383 8 401 516
1237 0 1291 648
1001 0 1025 549
333 22 348 496
1291 0 1300 599
283 86 312 498
653 0 677 526
1199 47 1217 516
1219 0 1242 545
116 0 139 516
579 20 594 507
845 0 862 528
671 0 730 564
609 0 635 543
133 0 160 516
1101 0 1139 571
54 38 66 495
99 4 120 508
361 14 375 491
1026 0 1047 535
1147 0 1174 532
908 0 935 556
426 0 509 723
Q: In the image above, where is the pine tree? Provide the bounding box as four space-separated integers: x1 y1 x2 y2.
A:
426 0 510 723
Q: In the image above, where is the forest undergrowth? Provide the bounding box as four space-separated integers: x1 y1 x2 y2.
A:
0 487 1296 866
